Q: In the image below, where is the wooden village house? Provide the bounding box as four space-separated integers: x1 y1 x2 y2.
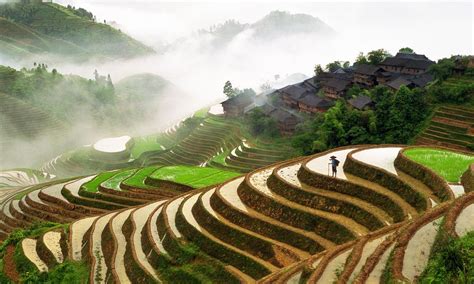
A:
221 94 254 117
379 52 434 75
297 95 335 114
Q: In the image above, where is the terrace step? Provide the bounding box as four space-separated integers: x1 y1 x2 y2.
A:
197 188 308 265
110 208 134 284
213 177 333 252
242 167 369 240
390 204 449 282
130 201 166 281
42 231 65 264
274 161 392 226
40 183 107 216
177 193 277 279
70 216 99 261
90 212 118 284
21 238 48 272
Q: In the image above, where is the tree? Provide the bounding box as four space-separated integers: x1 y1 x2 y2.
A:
386 86 428 143
314 64 324 76
355 52 369 65
260 83 272 92
326 61 342 73
346 85 363 98
399 47 414 54
366 49 391 65
343 61 350 69
245 108 280 138
236 88 256 97
223 80 235 98
429 58 456 81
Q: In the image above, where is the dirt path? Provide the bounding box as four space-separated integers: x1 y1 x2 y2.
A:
4 245 20 282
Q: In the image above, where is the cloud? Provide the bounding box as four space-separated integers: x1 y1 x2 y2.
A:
0 0 472 169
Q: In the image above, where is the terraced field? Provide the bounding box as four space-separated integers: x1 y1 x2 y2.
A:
2 144 471 283
41 115 292 178
416 105 474 151
0 93 66 164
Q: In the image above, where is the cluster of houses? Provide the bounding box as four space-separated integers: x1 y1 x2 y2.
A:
222 52 435 135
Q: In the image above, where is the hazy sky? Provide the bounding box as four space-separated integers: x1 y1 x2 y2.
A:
56 0 473 59
48 1 473 99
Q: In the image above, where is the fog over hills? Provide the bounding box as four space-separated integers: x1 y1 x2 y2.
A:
0 1 472 169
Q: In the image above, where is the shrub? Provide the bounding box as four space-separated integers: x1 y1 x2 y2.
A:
420 231 474 283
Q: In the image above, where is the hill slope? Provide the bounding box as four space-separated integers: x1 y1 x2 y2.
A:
0 145 471 282
0 2 153 60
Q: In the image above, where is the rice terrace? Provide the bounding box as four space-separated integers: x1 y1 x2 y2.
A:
0 0 473 283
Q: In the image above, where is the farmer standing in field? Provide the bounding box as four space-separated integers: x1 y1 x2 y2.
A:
329 156 340 177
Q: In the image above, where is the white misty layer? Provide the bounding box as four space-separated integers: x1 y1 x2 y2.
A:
208 104 224 115
93 136 132 153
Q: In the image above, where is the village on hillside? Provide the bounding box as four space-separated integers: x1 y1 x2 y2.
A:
221 51 471 136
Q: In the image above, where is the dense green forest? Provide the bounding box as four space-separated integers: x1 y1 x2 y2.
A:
246 54 474 155
0 64 179 135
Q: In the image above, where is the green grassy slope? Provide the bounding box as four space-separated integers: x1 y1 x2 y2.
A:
0 3 153 59
405 148 474 182
149 165 241 188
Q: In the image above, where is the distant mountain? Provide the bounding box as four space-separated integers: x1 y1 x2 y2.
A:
116 73 174 100
250 10 334 39
0 2 153 61
198 10 334 47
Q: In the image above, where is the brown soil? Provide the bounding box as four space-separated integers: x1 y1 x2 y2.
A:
4 245 20 282
431 117 470 128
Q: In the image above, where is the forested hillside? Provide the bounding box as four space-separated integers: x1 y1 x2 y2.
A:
0 2 153 60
